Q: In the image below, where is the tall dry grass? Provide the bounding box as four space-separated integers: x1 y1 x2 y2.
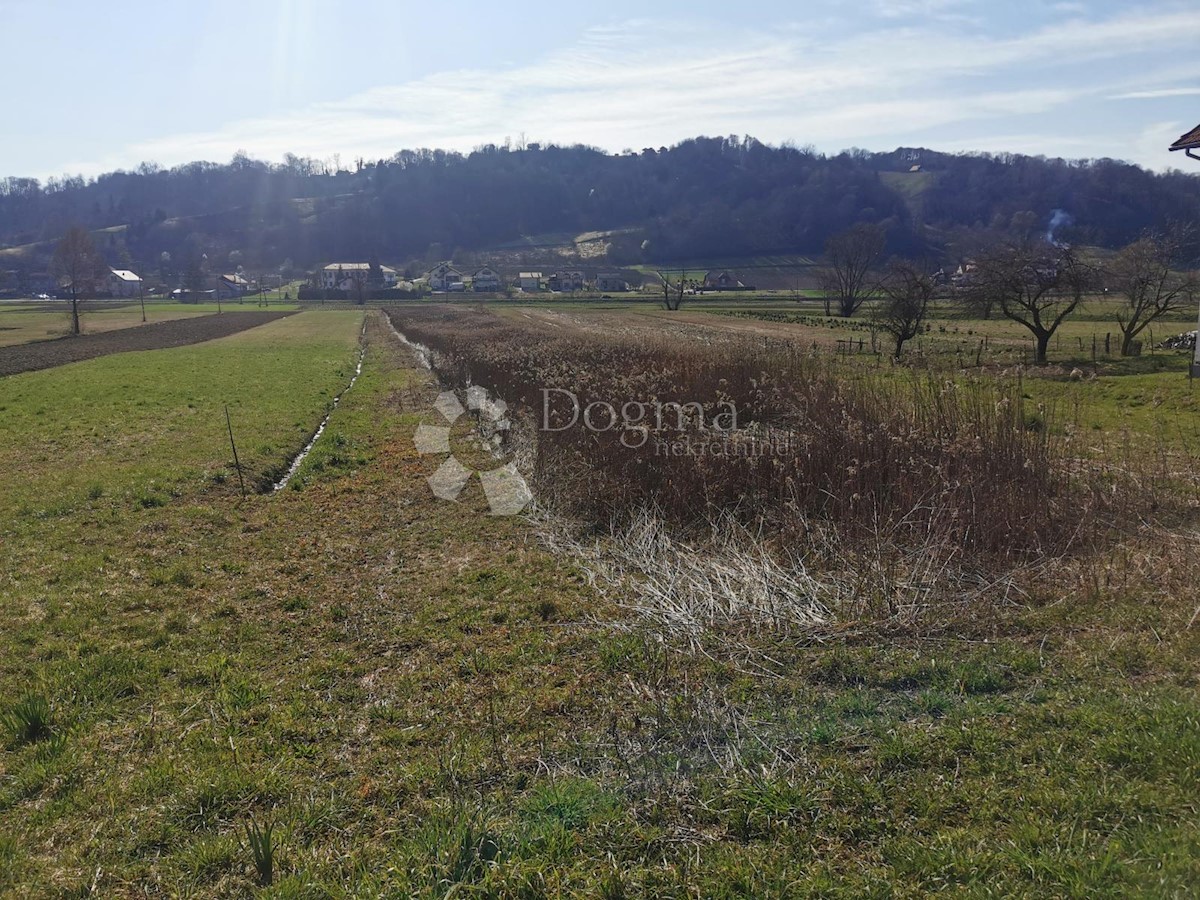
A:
387 307 1136 559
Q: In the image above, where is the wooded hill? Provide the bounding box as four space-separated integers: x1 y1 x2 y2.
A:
2 136 1198 276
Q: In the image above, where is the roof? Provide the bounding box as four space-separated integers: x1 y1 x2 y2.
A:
110 269 141 281
324 263 397 272
221 273 249 284
1170 123 1200 152
519 271 542 278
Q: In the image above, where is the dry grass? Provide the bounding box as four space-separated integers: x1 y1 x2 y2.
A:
387 306 1146 558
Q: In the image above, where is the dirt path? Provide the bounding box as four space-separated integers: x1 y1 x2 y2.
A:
0 310 297 377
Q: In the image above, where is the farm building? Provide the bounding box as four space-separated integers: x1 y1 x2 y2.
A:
519 271 543 292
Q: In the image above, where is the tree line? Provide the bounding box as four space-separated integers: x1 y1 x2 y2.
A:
813 223 1197 363
4 137 1200 276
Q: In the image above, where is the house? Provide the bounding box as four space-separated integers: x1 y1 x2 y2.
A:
321 263 398 290
703 270 743 291
1170 123 1200 376
548 271 585 292
425 262 463 291
107 269 142 298
950 261 978 288
472 267 503 292
596 273 629 293
1169 122 1200 160
218 273 251 299
519 271 543 292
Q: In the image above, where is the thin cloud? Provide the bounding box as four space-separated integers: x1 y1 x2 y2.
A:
57 7 1200 178
1111 87 1200 100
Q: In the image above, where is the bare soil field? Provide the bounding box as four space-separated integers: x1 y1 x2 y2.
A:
0 310 296 377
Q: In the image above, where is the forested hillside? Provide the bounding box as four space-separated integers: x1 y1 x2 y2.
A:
2 136 1198 274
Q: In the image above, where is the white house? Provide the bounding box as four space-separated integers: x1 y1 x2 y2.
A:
472 267 503 292
321 263 398 290
108 269 142 297
519 271 542 292
425 262 463 291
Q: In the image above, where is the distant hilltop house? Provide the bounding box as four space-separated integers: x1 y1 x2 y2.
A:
472 267 503 292
218 272 251 299
595 273 629 293
107 269 142 298
548 271 585 292
425 262 463 291
321 263 398 290
702 270 744 291
519 271 543 292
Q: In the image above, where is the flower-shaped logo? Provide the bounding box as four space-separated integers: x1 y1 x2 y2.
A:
414 385 532 516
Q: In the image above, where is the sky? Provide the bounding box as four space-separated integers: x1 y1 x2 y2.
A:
3 0 1200 181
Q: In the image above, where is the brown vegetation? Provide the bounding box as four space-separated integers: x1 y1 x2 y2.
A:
387 306 1136 558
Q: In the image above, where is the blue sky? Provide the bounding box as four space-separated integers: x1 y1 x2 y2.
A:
4 0 1200 180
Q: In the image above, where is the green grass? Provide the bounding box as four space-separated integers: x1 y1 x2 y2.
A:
0 311 363 521
0 309 1197 896
0 301 301 347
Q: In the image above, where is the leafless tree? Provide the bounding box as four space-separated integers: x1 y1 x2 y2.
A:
658 270 684 311
968 241 1088 364
873 261 936 358
51 226 106 335
1106 226 1197 356
818 223 887 317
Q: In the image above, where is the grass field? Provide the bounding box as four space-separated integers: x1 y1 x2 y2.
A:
0 305 1197 896
0 301 301 348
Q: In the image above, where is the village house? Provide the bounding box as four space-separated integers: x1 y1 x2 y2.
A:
425 262 463 291
519 271 543 292
595 272 628 293
107 269 142 298
702 270 743 291
218 272 251 299
548 271 585 292
472 267 503 292
322 263 398 290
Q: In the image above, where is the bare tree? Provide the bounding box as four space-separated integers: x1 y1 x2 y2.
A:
51 226 106 335
1107 226 1197 356
819 223 887 317
968 241 1088 364
658 270 684 311
873 261 936 358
